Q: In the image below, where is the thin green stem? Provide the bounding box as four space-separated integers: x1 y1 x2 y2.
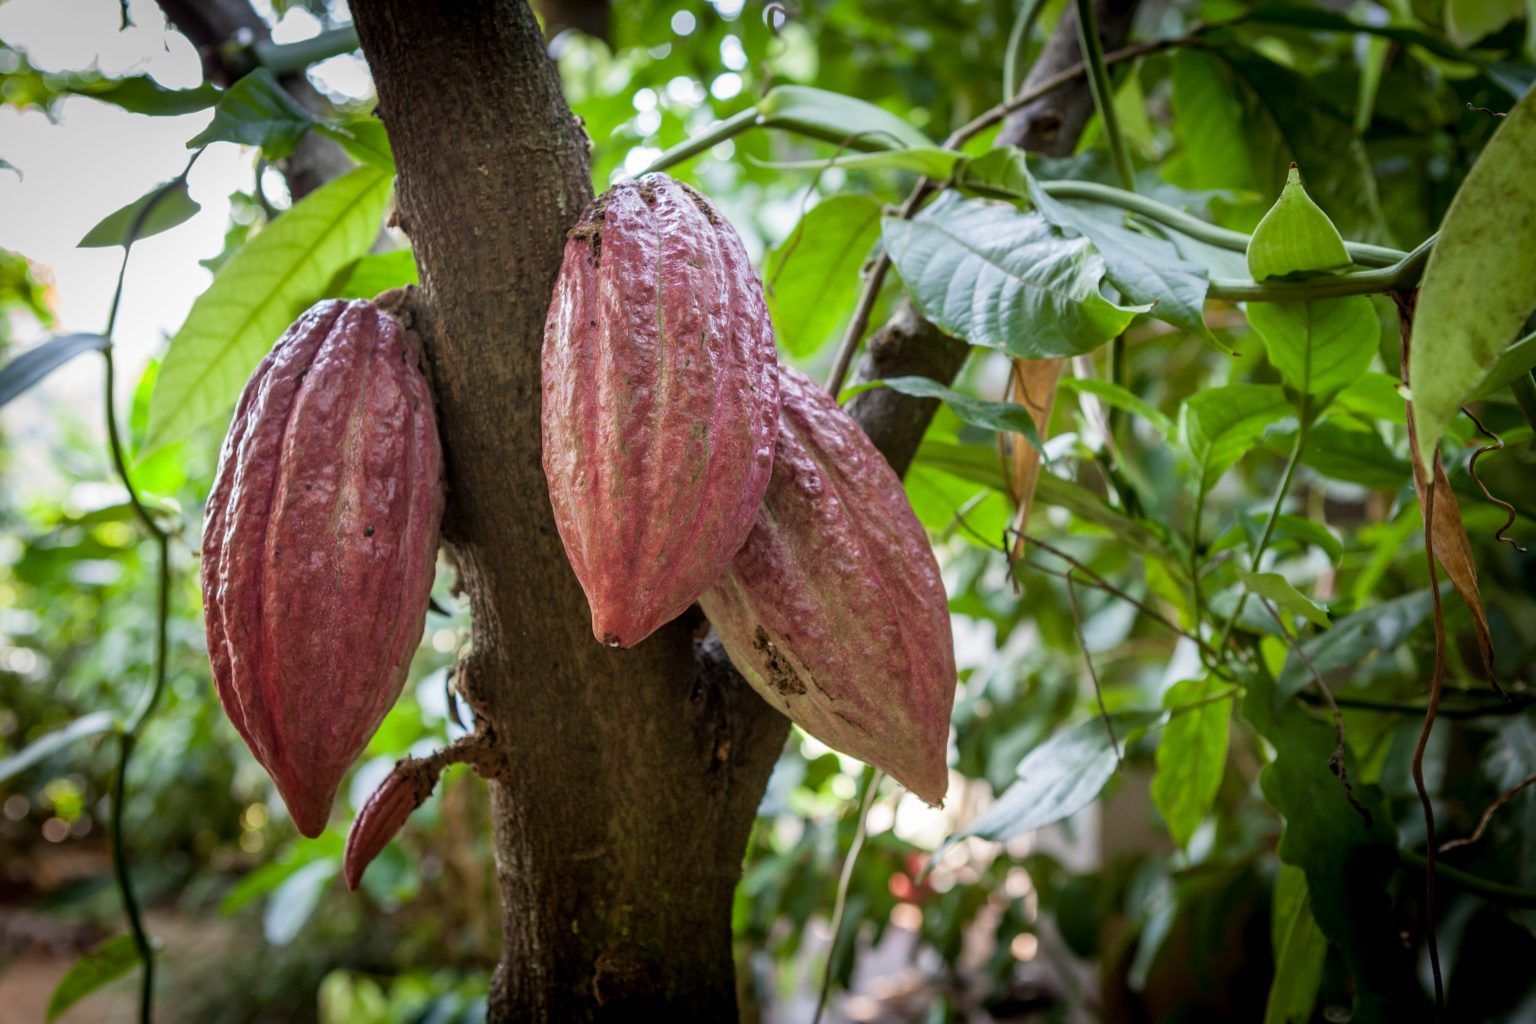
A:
812 769 883 1024
1399 849 1536 909
1037 180 1408 267
640 108 761 176
1002 0 1051 101
250 26 361 76
1073 0 1135 192
1296 690 1532 719
1211 396 1311 665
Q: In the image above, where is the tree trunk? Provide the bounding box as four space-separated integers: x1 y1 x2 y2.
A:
348 0 1125 1018
348 3 787 1019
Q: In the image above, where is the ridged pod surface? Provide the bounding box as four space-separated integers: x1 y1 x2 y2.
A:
700 367 956 804
202 299 444 838
542 173 779 647
344 761 431 890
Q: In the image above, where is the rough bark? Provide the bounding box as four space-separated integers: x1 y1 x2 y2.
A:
843 0 1140 475
348 3 788 1020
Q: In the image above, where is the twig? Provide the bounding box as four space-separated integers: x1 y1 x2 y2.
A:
1439 772 1536 854
1296 690 1533 720
1256 597 1371 826
1064 574 1120 762
1461 405 1526 552
812 769 883 1024
1398 294 1445 1016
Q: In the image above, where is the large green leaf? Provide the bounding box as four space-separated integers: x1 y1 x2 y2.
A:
46 934 143 1022
146 166 392 449
78 178 201 248
0 333 110 408
1264 866 1328 1024
1473 328 1536 399
188 68 317 160
327 249 419 300
943 712 1162 852
1246 297 1378 395
883 198 1146 359
1408 87 1536 470
1275 589 1434 701
1150 678 1232 848
264 858 339 946
1179 384 1294 495
764 194 883 357
1241 669 1422 1021
756 84 933 151
960 148 1216 343
1166 49 1257 193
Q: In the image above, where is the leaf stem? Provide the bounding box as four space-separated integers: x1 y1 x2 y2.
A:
1399 849 1536 909
812 769 883 1024
1002 0 1051 101
1072 0 1135 193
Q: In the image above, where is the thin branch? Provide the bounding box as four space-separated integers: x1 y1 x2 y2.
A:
1439 772 1536 854
1064 574 1121 762
1072 0 1134 192
1399 849 1536 909
1296 690 1533 720
1461 405 1526 552
812 769 883 1024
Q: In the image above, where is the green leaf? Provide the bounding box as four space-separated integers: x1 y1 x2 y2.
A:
264 858 338 946
960 148 1216 344
1246 297 1378 395
1166 49 1257 193
756 85 932 151
1238 571 1330 628
1241 669 1421 1020
0 711 117 784
0 333 110 408
913 439 1007 491
65 75 219 116
1409 87 1536 470
1293 420 1407 489
78 178 200 248
221 831 344 915
188 68 317 160
1473 329 1536 400
880 376 1044 453
327 249 419 300
905 464 1012 545
46 934 141 1022
1059 376 1173 434
764 195 883 357
1179 384 1294 495
1246 167 1352 281
1151 679 1233 848
883 198 1147 359
1275 589 1435 701
1445 0 1524 46
1034 473 1179 567
944 712 1162 852
1264 866 1328 1024
146 165 391 450
761 146 964 179
317 117 395 171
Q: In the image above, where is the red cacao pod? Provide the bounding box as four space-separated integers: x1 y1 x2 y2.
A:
542 173 779 647
344 760 432 890
700 367 956 804
202 299 444 838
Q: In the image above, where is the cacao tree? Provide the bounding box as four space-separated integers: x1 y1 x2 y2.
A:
2 0 1536 1022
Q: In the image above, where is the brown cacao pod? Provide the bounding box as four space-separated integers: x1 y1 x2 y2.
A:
202 299 444 838
700 366 956 804
542 173 779 648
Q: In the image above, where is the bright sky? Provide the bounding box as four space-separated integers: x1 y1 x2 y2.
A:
0 0 370 500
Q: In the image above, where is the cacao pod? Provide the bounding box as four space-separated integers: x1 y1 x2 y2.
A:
700 366 956 804
344 760 431 890
542 173 779 648
202 299 444 838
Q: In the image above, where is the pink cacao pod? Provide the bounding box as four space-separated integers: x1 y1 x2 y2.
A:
202 299 444 838
344 760 432 890
542 173 779 648
700 366 956 805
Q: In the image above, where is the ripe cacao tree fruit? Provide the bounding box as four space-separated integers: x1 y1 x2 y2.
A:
542 173 779 648
202 299 444 838
700 366 957 804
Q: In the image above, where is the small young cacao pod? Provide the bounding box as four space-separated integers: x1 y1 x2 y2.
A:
344 760 432 890
700 366 956 804
542 173 779 648
202 299 444 838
